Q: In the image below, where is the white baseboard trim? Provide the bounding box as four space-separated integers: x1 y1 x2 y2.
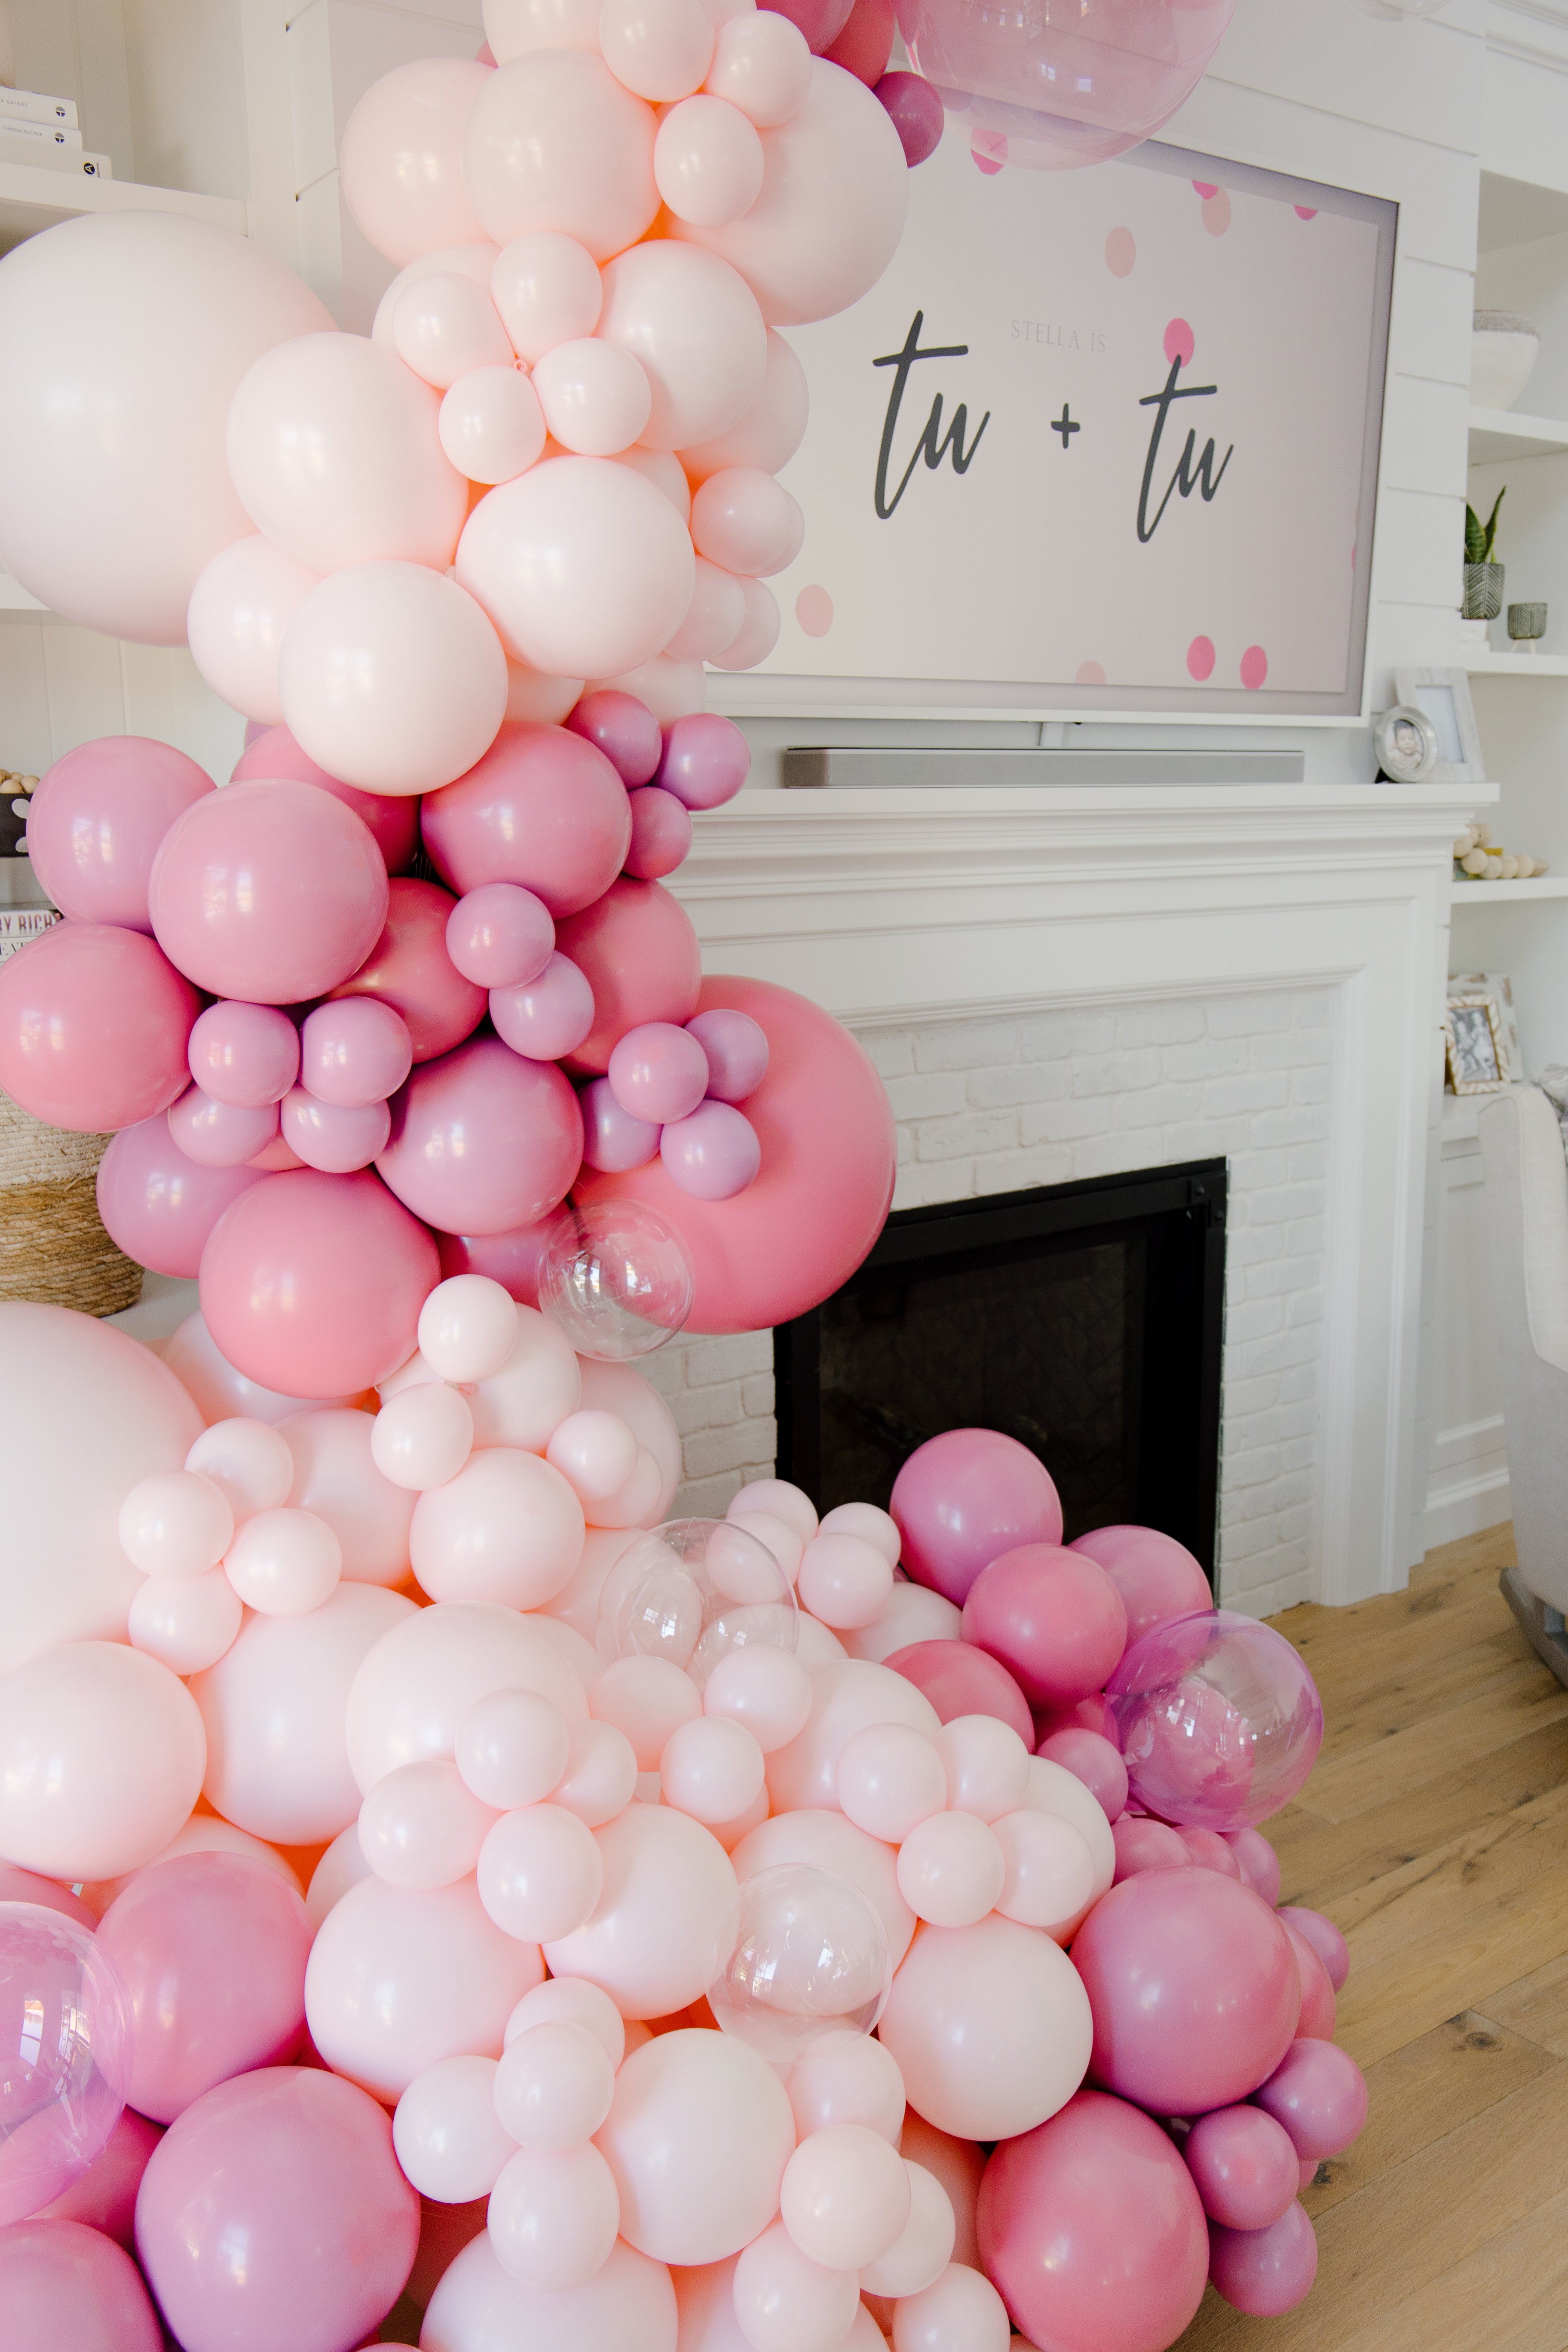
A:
1424 1463 1512 1550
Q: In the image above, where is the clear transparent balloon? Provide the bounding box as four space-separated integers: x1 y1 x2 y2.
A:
536 1199 695 1360
596 1516 798 1685
0 1904 135 2226
707 1864 892 2064
1105 1607 1324 1831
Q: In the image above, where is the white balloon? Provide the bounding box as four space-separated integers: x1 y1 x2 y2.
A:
372 241 502 349
680 328 808 484
441 366 548 485
484 0 604 60
463 52 659 263
279 1407 415 1587
393 270 514 390
490 231 603 365
531 337 652 456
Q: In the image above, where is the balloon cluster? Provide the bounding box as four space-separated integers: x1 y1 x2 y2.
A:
0 1305 1362 2352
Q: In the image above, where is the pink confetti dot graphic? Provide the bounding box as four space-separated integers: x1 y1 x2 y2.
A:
1240 646 1268 689
972 137 1006 174
1186 636 1216 682
1164 318 1195 368
1295 206 1318 221
1201 190 1231 237
1076 660 1107 686
1191 181 1218 199
795 585 833 639
1105 227 1136 278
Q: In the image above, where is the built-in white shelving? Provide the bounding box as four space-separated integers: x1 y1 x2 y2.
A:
1468 405 1568 464
1464 650 1568 675
0 159 242 257
1452 876 1568 902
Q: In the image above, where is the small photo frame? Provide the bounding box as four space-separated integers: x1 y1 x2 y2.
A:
1451 971 1524 1081
1444 992 1509 1094
1392 667 1486 787
1373 704 1438 784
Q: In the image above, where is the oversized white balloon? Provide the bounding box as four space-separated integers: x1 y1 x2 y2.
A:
340 56 492 267
187 534 322 725
440 365 548 484
0 1639 207 1880
597 240 767 452
463 52 659 261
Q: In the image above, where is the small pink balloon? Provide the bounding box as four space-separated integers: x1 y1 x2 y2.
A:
609 1020 710 1125
168 1084 279 1169
1207 2200 1319 2318
963 1543 1127 1708
579 1076 662 1174
567 690 663 786
876 68 944 166
798 1531 894 1631
1277 1905 1350 1993
1183 2103 1300 2232
660 1099 761 1199
1181 1826 1242 1880
703 1644 813 1755
187 1001 301 1108
589 1654 702 1772
371 1382 475 1492
897 1808 1005 1927
1070 1523 1213 1649
686 1005 769 1102
1282 1921 1337 2041
281 1088 393 1173
26 735 214 932
554 877 701 1075
329 876 487 1063
0 922 200 1134
421 721 633 918
224 1505 343 1614
97 1115 264 1277
621 790 691 897
446 883 555 988
0 2217 162 2352
884 1639 1034 1748
1253 2037 1367 2162
490 951 597 1063
655 710 750 809
230 723 422 872
835 1721 946 1842
1036 1728 1127 1823
1224 1826 1281 1907
891 1429 1063 1607
377 1035 583 1235
1110 1813 1188 1883
299 997 414 1107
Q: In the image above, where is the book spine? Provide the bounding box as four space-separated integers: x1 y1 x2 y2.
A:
0 119 83 150
0 91 79 129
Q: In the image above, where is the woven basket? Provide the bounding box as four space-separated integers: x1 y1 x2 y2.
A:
0 1089 142 1316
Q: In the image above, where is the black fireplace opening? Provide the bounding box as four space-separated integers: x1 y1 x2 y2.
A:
775 1159 1226 1582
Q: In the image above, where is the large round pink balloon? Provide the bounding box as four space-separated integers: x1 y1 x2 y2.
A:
1069 1525 1214 1650
890 1430 1063 1608
878 1913 1093 2143
882 1638 1033 1746
421 722 633 919
554 877 702 1074
0 211 333 644
0 2219 162 2352
96 1853 312 2124
1071 1867 1300 2117
149 780 388 1005
26 738 213 931
977 2090 1210 2352
230 726 420 872
199 1168 440 1399
462 52 659 262
962 1544 1128 1709
576 977 896 1332
0 922 199 1133
96 1115 263 1279
329 876 487 1062
376 1035 582 1235
135 2067 419 2352
340 56 492 266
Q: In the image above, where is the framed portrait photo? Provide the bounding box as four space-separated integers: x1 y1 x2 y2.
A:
1392 667 1486 787
1443 992 1509 1095
1450 971 1524 1081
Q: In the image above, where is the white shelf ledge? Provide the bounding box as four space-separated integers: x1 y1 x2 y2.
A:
0 161 243 258
1468 406 1568 464
1464 651 1568 677
1452 876 1568 902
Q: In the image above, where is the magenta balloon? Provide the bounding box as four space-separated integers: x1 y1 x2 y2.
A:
1036 1694 1112 1743
567 690 663 787
962 1542 1127 1707
1110 1813 1188 1884
37 2110 162 2250
977 2089 1209 2352
445 883 555 989
660 1099 762 1200
576 975 895 1334
1037 1729 1127 1824
624 786 692 881
0 2218 162 2352
377 1034 583 1235
26 737 214 933
1071 1867 1300 2117
187 1001 301 1109
489 950 597 1063
686 1007 768 1103
421 721 632 918
97 1114 265 1278
581 1076 662 1173
1207 2199 1318 2318
300 997 414 1107
1106 1610 1323 1831
1252 2037 1367 2163
1223 1826 1281 1908
874 70 944 167
555 876 702 1075
199 1167 440 1399
1183 2104 1299 2232
0 1905 133 2226
134 2067 419 2352
329 877 487 1063
230 724 421 873
0 921 200 1133
883 1638 1033 1746
0 1870 95 1932
96 1855 312 2125
655 712 750 810
437 1216 554 1304
1277 1906 1349 1994
890 1429 1063 1607
1070 1526 1213 1650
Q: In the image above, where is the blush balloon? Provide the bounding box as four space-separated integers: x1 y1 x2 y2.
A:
328 876 487 1063
187 1000 300 1108
27 736 213 933
0 922 199 1134
96 1115 263 1279
623 785 691 881
299 998 413 1108
891 1430 1063 1608
963 1544 1127 1709
1070 1524 1214 1650
884 1639 1034 1748
1225 1826 1282 1908
445 883 555 989
230 723 422 872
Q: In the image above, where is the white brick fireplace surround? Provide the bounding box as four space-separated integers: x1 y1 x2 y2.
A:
655 779 1491 1614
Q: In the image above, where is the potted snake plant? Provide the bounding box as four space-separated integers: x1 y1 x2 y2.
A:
1464 487 1506 621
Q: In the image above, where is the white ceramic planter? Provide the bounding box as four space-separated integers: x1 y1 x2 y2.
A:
1471 312 1540 412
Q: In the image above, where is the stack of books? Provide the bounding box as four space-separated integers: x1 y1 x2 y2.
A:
0 89 111 182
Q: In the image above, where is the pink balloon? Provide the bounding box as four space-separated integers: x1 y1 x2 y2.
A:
230 725 421 872
1036 1728 1128 1823
377 1035 582 1234
168 1084 279 1169
891 1431 1063 1608
680 327 808 481
329 876 486 1063
581 1078 662 1173
555 877 702 1075
1180 1826 1242 1880
1225 1826 1282 1908
597 2027 795 2265
962 1543 1127 1707
654 95 766 229
340 57 491 267
1253 2037 1368 2162
686 1005 768 1101
767 0 854 52
438 1217 555 1304
134 2067 419 2352
422 720 633 918
575 976 896 1331
392 269 513 389
35 2107 162 2249
279 1090 390 1174
149 779 389 1005
624 785 692 880
1069 1524 1214 1650
655 711 750 809
1183 2104 1301 2231
1110 1813 1188 1883
1207 2200 1319 2318
439 363 547 484
1278 1905 1350 1993
977 2090 1209 2352
0 922 199 1133
188 1000 300 1108
96 1115 263 1278
884 1639 1034 1747
446 883 555 989
1072 1867 1301 2117
542 1801 738 2020
0 1867 96 1932
279 1406 416 1587
0 2219 161 2352
661 1099 761 1200
875 68 944 166
426 2230 676 2350
609 1020 709 1125
199 1168 440 1399
299 998 413 1108
878 1912 1092 2143
567 690 663 786
490 950 598 1063
96 1853 311 2123
26 737 213 931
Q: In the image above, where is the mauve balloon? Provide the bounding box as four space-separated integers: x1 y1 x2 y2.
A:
1252 2037 1368 2163
0 2218 162 2352
230 723 420 872
0 922 200 1134
377 1035 583 1235
1183 2103 1299 2232
1070 1524 1214 1651
1037 1728 1127 1824
1282 1920 1337 2042
566 689 663 786
421 721 632 918
36 2108 162 2249
1207 2199 1319 2318
438 1217 556 1304
1110 1812 1188 1884
328 876 487 1063
1277 1904 1350 1992
884 1637 1033 1747
27 735 213 933
891 1429 1063 1608
97 1115 264 1279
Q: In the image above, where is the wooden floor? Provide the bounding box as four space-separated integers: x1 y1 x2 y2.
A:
1177 1524 1568 2352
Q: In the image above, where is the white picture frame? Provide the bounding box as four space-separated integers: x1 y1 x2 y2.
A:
1451 971 1524 1081
1392 667 1487 786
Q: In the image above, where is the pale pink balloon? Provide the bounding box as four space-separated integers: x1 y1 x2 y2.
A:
505 1975 626 2068
858 2159 956 2299
414 1272 519 1381
732 2217 860 2352
597 242 766 454
0 1641 206 1881
305 1872 545 2100
667 560 746 664
600 0 714 99
1021 1756 1115 1902
495 2017 616 2148
692 466 802 575
836 1721 945 1844
395 1303 583 1455
788 2029 905 2145
361 1752 495 1889
704 1642 812 1753
590 1653 702 1768
0 921 201 1135
425 2230 677 2352
729 1807 916 1972
394 270 514 390
726 1507 805 1583
781 2122 910 2270
477 1801 605 1942
410 1446 585 1609
117 1468 233 1578
892 2262 1011 2352
441 364 547 484
463 52 659 261
991 1808 1096 1941
279 559 509 797
459 454 696 682
188 1000 300 1108
306 1824 374 1929
187 1415 294 1517
457 1688 571 1811
797 1533 893 1632
278 1405 415 1586
394 2053 514 2202
681 328 809 484
704 11 813 122
548 1716 639 1825
898 2113 984 2269
588 650 704 723
766 1657 941 1814
340 56 492 266
708 572 779 670
896 1810 1004 1928
542 1800 737 2018
346 1599 588 1797
128 1568 243 1675
532 337 652 456
187 533 321 726
844 1584 963 1667
655 92 766 227
377 1034 583 1234
371 1381 475 1491
547 1408 640 1501
490 230 604 364
488 2138 620 2289
661 1712 766 1824
597 2027 794 2268
878 1914 1094 2143
98 1117 263 1279
224 1505 342 1616
447 882 555 990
